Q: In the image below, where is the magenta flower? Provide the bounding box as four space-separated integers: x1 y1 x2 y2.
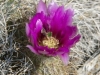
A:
26 0 81 65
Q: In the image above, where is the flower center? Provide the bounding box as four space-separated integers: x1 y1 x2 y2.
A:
42 36 59 48
41 32 59 48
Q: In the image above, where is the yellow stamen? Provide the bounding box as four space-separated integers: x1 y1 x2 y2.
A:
42 36 59 49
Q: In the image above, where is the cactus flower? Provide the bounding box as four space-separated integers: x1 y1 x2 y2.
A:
26 0 81 65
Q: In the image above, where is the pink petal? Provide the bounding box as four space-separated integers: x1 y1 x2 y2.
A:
26 45 39 55
59 53 69 65
48 2 58 16
37 0 47 14
30 19 43 46
68 34 81 47
25 23 30 37
38 50 48 55
36 19 43 28
57 47 69 55
63 9 74 25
